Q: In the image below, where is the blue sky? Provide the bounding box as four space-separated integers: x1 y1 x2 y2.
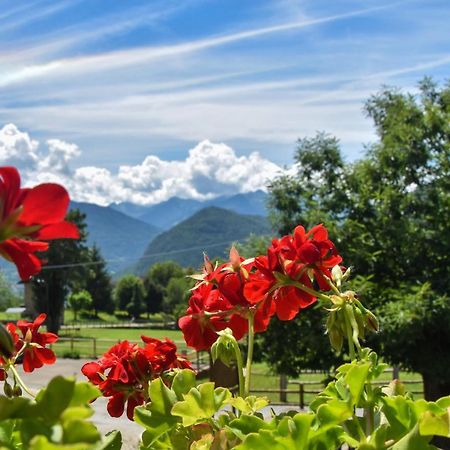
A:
0 0 449 205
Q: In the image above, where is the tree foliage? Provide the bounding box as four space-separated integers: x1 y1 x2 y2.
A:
115 275 145 318
31 209 90 334
68 289 93 321
85 244 114 316
264 79 450 398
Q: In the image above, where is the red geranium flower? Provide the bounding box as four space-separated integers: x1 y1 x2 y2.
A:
9 313 58 372
0 167 79 280
277 224 342 290
244 248 315 320
82 336 192 420
178 283 237 351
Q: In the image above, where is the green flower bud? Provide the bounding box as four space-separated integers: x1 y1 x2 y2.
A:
3 381 13 398
365 310 379 332
13 385 22 397
0 323 14 359
211 328 237 367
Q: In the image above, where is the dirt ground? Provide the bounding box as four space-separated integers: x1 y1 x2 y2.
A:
17 359 142 449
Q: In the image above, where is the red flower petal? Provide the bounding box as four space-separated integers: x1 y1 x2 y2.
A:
34 221 80 240
19 183 70 225
107 393 125 418
0 240 43 280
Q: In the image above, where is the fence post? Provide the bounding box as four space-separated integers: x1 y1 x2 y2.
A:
93 338 97 358
299 383 305 409
70 337 74 352
393 365 400 380
280 374 288 402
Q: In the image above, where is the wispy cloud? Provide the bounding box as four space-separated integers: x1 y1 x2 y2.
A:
0 2 405 85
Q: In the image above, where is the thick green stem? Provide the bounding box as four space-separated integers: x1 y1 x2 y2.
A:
290 280 333 303
343 308 356 361
233 341 245 399
244 313 255 397
9 365 35 398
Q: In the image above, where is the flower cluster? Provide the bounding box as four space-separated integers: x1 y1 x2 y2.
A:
179 224 342 351
0 166 79 280
0 314 57 385
82 337 192 420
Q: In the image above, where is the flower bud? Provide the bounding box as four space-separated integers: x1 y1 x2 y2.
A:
211 328 237 367
13 385 22 397
328 325 343 352
331 265 343 287
3 381 13 398
0 323 14 359
365 311 379 332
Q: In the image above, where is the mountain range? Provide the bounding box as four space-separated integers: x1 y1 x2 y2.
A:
67 191 271 276
69 201 161 274
135 206 272 274
110 190 268 229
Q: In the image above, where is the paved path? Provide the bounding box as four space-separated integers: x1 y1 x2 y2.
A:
17 359 142 450
17 359 299 449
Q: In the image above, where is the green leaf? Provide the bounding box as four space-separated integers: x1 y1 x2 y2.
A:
29 435 89 450
92 431 122 450
63 420 100 444
234 430 284 450
391 424 433 450
229 396 269 414
69 383 100 407
345 363 370 405
277 413 314 448
190 434 214 450
171 369 197 400
20 419 53 447
227 415 273 440
419 410 450 438
134 378 179 446
436 397 450 409
0 395 33 420
316 399 353 424
36 377 75 423
0 419 14 445
382 396 415 439
61 407 93 423
171 383 232 427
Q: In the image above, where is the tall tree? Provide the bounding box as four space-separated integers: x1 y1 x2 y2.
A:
31 210 89 334
85 244 114 316
68 289 92 321
115 275 144 315
264 79 450 399
143 261 184 315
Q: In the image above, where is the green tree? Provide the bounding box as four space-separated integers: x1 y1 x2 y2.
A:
85 244 114 316
115 275 144 316
162 276 192 316
31 209 89 334
143 261 184 315
264 79 450 400
68 289 92 321
259 133 348 375
126 279 145 319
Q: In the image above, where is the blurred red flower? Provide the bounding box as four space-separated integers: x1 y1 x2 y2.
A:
0 166 79 280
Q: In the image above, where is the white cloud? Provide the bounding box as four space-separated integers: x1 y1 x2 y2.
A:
0 124 285 206
0 123 39 169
